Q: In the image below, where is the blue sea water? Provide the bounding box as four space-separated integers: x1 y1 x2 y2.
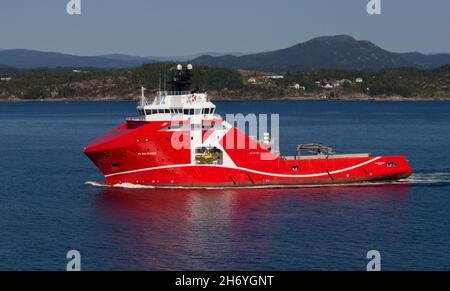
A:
0 100 450 270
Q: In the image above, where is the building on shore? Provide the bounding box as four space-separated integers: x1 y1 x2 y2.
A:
291 83 306 91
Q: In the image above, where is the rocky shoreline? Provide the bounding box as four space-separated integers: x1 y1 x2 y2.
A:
2 94 450 103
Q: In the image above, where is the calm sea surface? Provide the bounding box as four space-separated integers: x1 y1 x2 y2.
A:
0 100 449 270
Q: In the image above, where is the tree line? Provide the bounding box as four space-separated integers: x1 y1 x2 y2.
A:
0 63 449 100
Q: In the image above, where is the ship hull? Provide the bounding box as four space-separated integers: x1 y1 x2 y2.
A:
101 159 412 187
84 120 413 188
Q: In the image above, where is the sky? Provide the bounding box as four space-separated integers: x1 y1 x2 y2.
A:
0 0 449 56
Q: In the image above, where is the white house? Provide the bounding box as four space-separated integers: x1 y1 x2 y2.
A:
336 79 352 86
268 75 284 79
355 77 364 83
247 77 257 84
291 83 306 90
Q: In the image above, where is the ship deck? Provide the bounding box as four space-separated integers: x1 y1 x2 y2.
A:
282 153 371 160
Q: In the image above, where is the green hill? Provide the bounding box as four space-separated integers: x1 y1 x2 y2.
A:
1 63 449 101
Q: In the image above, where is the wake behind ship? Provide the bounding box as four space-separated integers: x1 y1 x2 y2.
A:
84 65 413 187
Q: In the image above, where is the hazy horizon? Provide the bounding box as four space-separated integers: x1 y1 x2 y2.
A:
1 0 449 56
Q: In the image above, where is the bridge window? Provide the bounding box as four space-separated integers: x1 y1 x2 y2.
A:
141 107 213 116
181 109 199 115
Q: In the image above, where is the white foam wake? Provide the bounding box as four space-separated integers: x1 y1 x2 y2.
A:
84 180 408 190
85 181 156 189
399 172 450 184
85 173 450 190
85 181 107 187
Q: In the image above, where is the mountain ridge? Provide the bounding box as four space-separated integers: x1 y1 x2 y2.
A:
192 35 436 72
1 36 450 70
0 49 141 69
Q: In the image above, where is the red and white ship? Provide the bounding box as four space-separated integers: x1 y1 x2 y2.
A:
84 65 413 187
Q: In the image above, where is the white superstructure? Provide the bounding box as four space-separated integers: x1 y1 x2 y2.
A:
135 64 217 122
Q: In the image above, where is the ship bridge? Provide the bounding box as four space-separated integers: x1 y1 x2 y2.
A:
134 64 217 122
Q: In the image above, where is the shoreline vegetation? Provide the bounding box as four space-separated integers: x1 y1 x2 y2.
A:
1 63 449 102
2 95 450 103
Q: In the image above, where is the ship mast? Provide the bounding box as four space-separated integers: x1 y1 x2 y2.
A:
140 86 147 117
169 64 193 92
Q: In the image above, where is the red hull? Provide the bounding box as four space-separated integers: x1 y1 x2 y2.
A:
84 120 413 187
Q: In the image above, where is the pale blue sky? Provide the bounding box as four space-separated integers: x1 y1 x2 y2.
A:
0 0 449 56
